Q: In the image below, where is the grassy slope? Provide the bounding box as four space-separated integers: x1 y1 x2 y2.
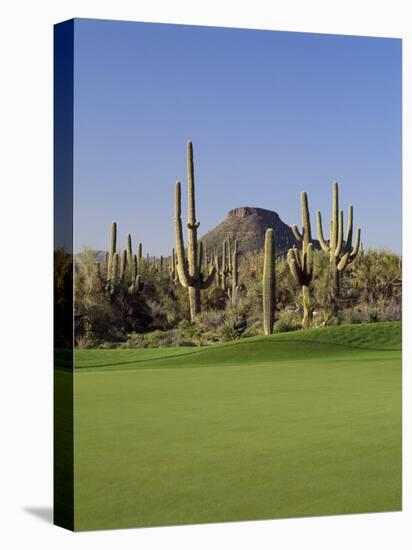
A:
72 322 402 530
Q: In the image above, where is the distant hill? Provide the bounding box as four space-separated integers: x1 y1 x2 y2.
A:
200 206 318 257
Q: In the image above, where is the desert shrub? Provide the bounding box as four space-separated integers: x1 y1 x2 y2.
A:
337 308 363 326
381 298 402 321
98 341 118 349
76 336 97 349
241 320 263 338
312 309 336 328
202 286 228 310
175 320 203 346
274 310 301 333
220 305 249 341
364 303 381 323
142 330 176 348
120 332 145 348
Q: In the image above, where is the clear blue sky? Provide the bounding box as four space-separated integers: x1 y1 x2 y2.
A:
73 19 401 255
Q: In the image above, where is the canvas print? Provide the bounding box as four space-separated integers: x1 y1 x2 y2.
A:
54 18 402 531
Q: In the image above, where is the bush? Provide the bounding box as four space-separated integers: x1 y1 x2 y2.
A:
337 308 363 326
241 320 263 338
220 305 249 341
274 310 301 333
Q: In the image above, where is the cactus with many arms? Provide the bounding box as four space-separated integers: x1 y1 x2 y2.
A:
262 229 276 334
174 141 215 321
316 182 361 315
288 191 314 329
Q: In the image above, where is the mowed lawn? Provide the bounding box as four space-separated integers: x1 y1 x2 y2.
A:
71 322 402 530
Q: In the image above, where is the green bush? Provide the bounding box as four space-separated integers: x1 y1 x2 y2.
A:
220 305 249 341
274 310 301 333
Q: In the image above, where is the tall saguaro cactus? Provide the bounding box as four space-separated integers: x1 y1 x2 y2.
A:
119 249 127 280
126 233 134 284
169 248 178 284
231 239 241 306
287 191 314 329
110 252 120 294
221 240 230 291
174 141 215 320
107 221 117 280
316 182 361 315
262 229 276 334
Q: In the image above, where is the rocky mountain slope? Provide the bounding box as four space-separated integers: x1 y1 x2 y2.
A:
200 206 318 257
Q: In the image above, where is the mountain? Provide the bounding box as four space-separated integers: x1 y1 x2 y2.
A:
200 206 317 257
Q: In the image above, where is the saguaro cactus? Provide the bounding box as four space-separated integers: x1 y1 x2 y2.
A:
107 221 117 280
213 249 220 286
169 248 178 284
221 240 230 291
126 234 134 284
174 141 215 320
287 191 314 329
119 249 127 280
316 182 361 315
231 239 241 306
262 229 276 334
110 252 120 294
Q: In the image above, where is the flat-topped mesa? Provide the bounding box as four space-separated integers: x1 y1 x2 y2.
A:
228 207 281 221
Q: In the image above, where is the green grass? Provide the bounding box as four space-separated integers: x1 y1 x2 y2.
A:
71 322 401 530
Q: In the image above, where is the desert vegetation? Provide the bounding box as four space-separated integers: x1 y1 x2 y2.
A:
67 142 401 349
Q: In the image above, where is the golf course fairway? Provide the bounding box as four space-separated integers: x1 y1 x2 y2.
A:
69 322 401 530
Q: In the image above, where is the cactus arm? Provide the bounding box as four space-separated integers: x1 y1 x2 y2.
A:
197 241 203 272
343 205 354 255
350 227 361 259
222 241 227 273
126 233 133 283
316 211 330 253
337 228 360 270
291 246 302 269
110 252 119 293
307 243 314 278
292 224 303 241
331 181 339 249
174 181 192 288
119 249 127 280
287 253 301 286
232 240 238 286
132 254 137 282
301 191 312 244
227 236 232 272
111 252 119 277
200 267 216 289
107 221 117 280
186 142 200 279
337 251 350 271
186 141 200 230
335 210 344 257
